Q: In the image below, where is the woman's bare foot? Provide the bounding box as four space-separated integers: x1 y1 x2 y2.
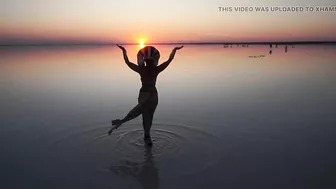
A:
108 119 122 135
144 135 153 146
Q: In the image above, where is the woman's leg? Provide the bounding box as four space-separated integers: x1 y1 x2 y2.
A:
142 110 154 139
119 103 143 124
109 92 151 135
142 93 158 145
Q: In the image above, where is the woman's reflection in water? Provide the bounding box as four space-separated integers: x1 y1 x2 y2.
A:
109 146 159 189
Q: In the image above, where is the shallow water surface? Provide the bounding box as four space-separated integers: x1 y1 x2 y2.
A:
1 45 336 189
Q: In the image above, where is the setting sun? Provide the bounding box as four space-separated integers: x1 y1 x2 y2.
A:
138 38 146 48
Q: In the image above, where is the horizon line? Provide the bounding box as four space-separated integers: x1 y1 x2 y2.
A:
1 40 336 47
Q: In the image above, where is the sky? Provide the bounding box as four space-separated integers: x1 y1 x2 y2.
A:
1 0 336 44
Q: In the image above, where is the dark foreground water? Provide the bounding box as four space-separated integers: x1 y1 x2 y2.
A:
1 45 336 189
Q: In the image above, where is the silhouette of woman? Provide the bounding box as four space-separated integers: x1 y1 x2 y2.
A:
109 44 184 146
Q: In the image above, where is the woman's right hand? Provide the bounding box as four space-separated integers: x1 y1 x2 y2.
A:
174 46 184 50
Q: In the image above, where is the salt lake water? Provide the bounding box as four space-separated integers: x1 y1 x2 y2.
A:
1 44 335 189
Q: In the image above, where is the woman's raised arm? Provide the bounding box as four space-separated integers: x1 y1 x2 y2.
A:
116 44 140 73
156 46 183 73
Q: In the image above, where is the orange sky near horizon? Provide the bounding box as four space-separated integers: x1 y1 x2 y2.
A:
1 0 336 43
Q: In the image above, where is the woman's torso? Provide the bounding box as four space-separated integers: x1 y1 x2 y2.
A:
138 66 159 92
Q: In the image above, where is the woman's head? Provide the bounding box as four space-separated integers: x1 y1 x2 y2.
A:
137 46 160 67
144 58 157 67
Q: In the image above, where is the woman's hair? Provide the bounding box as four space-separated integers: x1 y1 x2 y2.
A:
137 46 160 67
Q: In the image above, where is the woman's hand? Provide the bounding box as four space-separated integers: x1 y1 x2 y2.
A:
116 44 126 51
116 44 140 73
174 46 184 50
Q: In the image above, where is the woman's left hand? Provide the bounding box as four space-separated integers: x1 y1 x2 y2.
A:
116 44 126 51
